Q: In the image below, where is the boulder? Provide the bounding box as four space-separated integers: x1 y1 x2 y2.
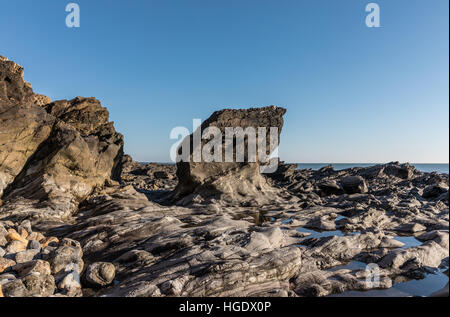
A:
318 180 344 196
1 279 28 297
384 162 415 179
422 184 449 199
48 239 83 275
358 164 385 179
84 262 115 287
58 270 82 296
267 162 297 182
340 176 368 194
21 273 56 297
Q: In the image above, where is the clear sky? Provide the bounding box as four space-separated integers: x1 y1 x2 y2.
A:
1 0 448 163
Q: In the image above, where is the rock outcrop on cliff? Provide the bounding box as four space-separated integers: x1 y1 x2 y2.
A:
0 56 123 221
0 56 55 199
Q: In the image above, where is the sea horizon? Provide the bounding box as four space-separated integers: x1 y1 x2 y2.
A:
139 162 450 174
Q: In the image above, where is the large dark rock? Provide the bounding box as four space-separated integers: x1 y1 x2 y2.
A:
340 176 368 194
422 184 449 199
267 162 297 182
318 180 344 196
172 106 286 205
384 162 415 179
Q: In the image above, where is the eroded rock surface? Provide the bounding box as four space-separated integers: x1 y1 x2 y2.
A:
0 57 123 222
171 107 287 207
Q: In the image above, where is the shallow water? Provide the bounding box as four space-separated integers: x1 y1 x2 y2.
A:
295 225 449 297
394 269 448 297
393 235 422 249
329 260 367 272
329 268 448 297
296 227 345 239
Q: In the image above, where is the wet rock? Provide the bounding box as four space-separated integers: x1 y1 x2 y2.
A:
378 240 448 270
305 216 336 231
292 267 393 297
84 262 116 287
379 237 405 249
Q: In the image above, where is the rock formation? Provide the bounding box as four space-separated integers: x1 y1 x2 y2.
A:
0 56 448 298
172 106 287 206
0 56 123 221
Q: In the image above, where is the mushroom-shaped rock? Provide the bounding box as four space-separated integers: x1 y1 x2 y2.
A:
172 106 287 205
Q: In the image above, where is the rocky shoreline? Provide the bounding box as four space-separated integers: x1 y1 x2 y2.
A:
0 56 448 297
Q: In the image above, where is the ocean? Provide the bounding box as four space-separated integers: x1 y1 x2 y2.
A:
295 163 449 174
142 162 449 174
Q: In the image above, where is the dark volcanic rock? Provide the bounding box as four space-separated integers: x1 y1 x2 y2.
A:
384 162 415 179
422 184 449 199
318 180 344 196
267 162 297 182
340 176 368 194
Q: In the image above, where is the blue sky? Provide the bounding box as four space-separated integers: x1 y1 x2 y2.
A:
1 0 448 163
